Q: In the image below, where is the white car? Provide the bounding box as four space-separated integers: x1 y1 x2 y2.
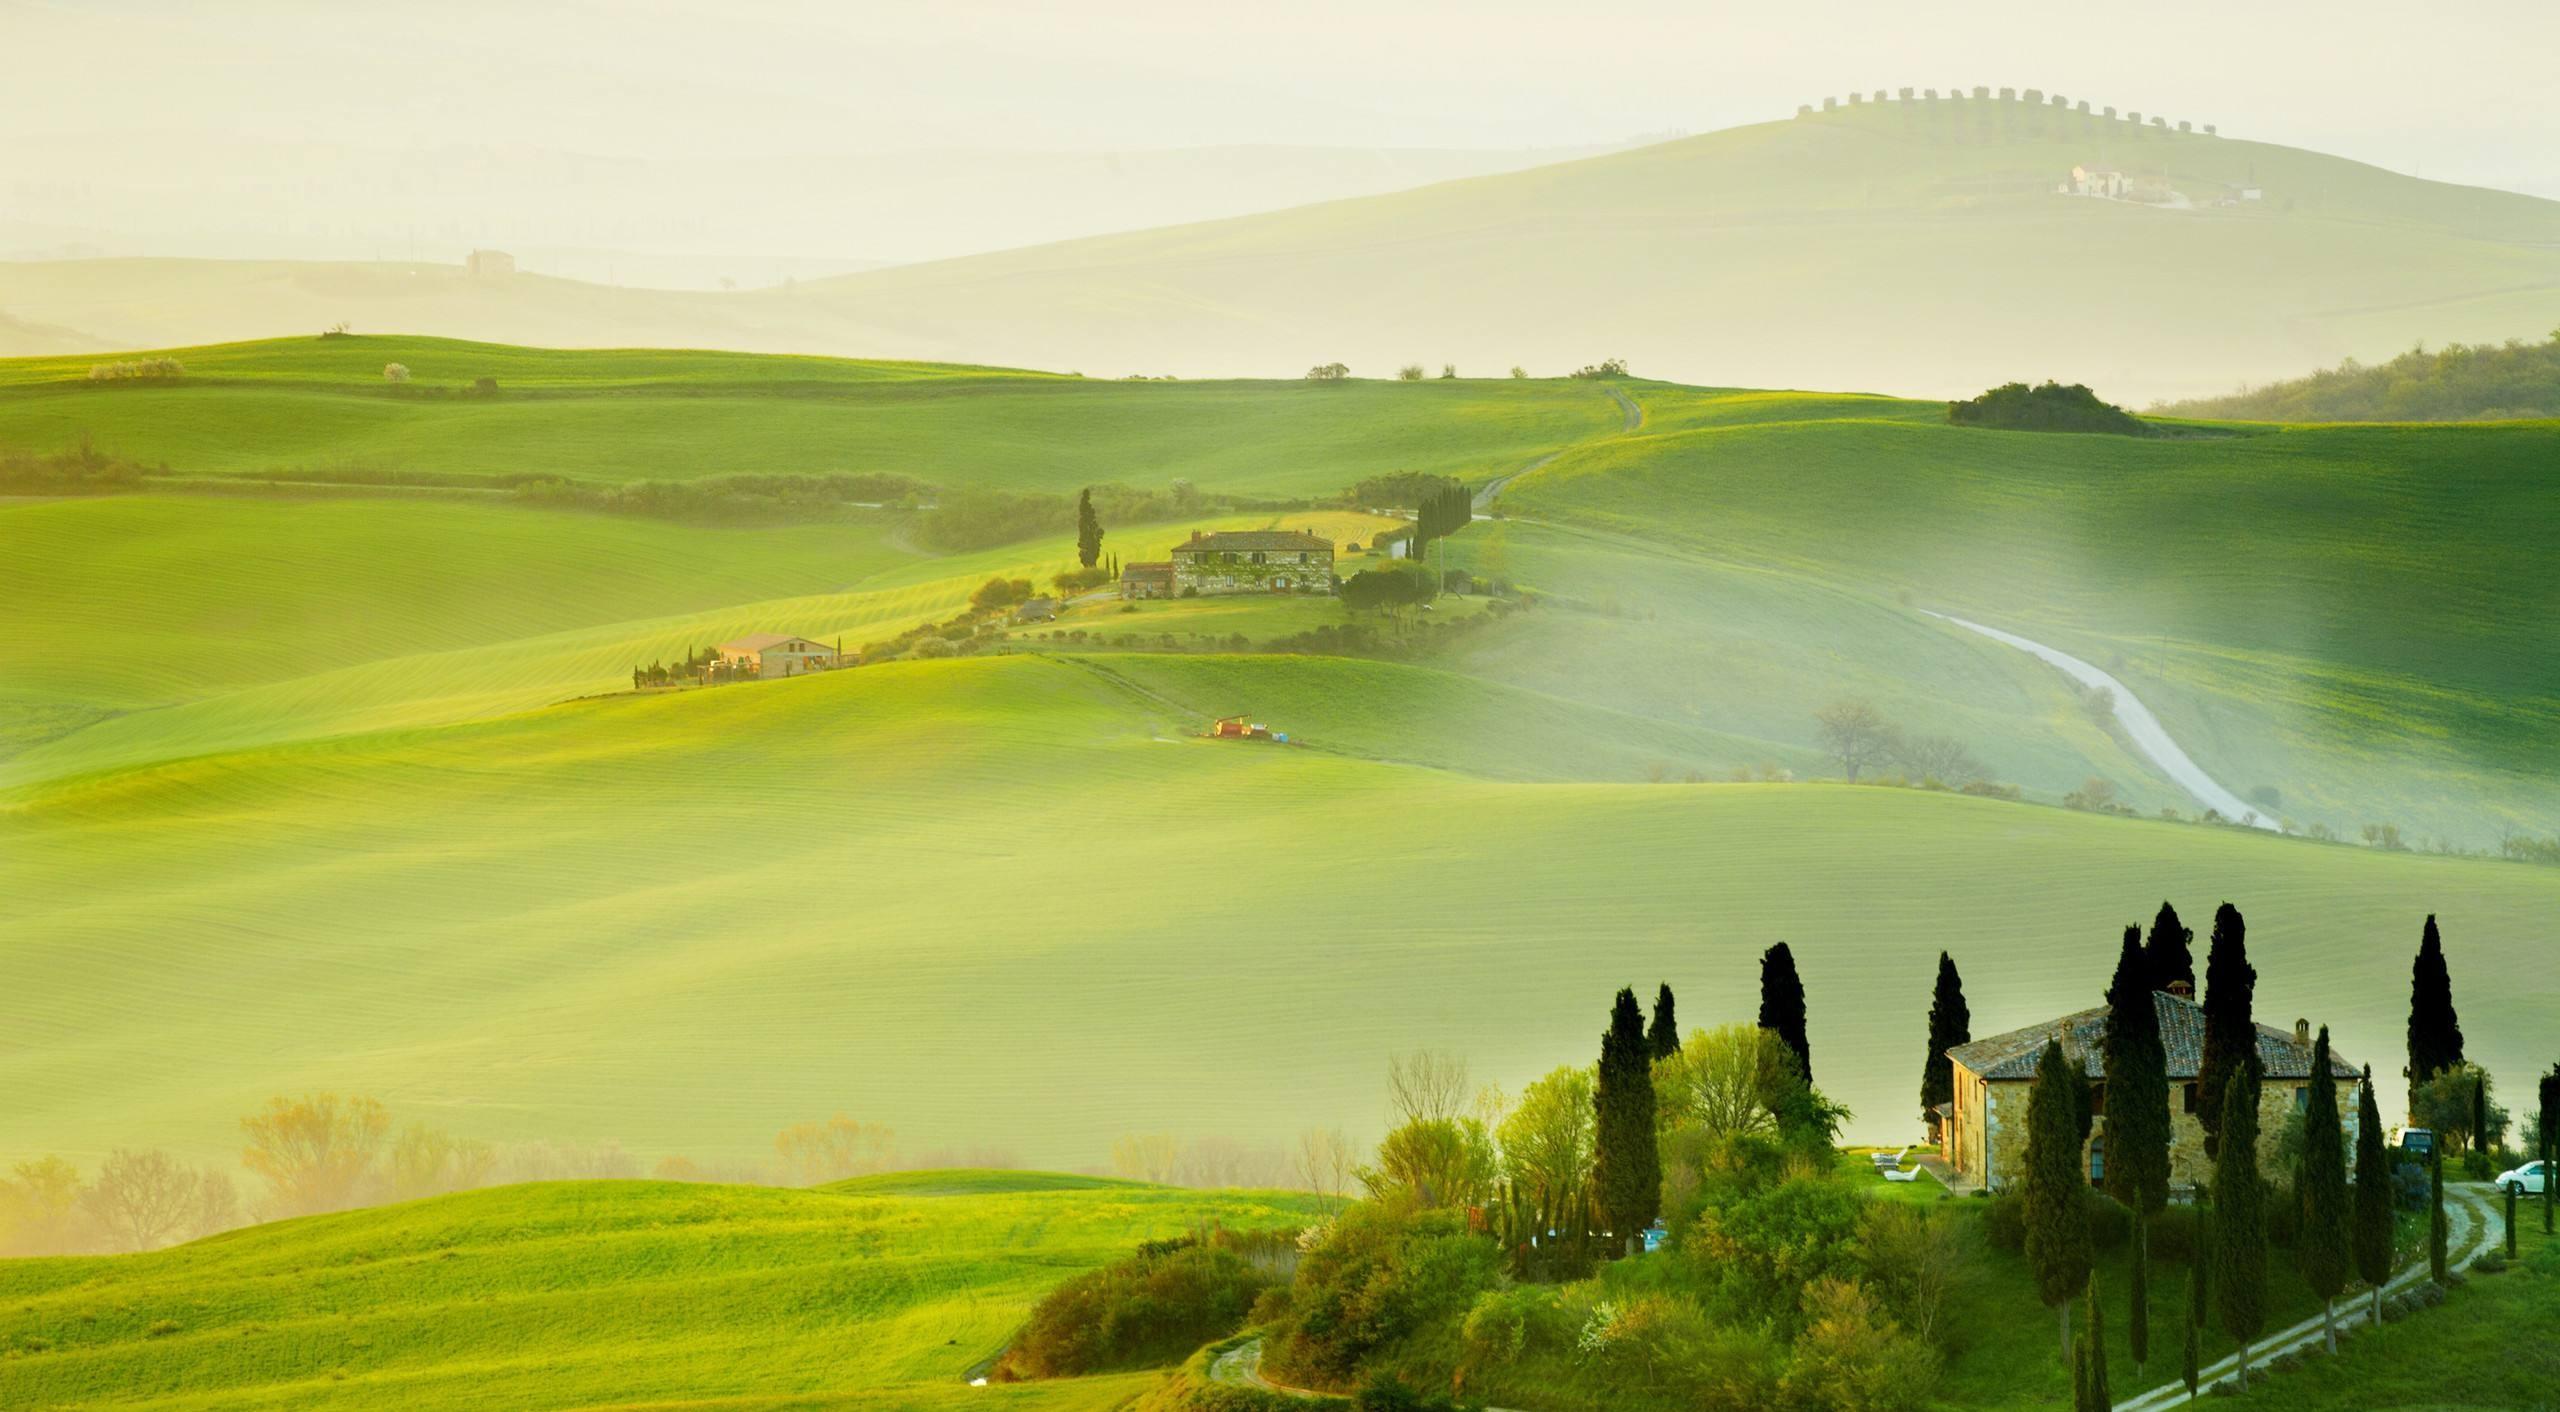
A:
2498 1160 2549 1196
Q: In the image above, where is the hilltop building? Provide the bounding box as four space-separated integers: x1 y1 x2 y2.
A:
712 633 840 679
1164 529 1336 597
1937 985 2362 1193
465 249 516 278
2066 165 2129 198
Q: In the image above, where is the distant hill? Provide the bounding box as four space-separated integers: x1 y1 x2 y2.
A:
10 98 2560 400
2161 329 2560 421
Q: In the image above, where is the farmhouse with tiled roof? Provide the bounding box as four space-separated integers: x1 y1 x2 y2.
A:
1167 529 1335 597
1937 985 2362 1192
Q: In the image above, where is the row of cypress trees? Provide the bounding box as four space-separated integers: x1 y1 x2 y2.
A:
2029 903 2408 1407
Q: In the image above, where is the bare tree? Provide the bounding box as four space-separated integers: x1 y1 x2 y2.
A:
1812 700 1901 781
1386 1050 1471 1125
79 1149 195 1252
1896 733 1985 783
1293 1128 1356 1210
773 1116 896 1186
240 1094 391 1218
1110 1133 1180 1184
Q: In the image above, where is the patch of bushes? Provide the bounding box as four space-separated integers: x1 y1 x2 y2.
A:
1267 1204 1501 1384
995 1237 1284 1379
0 441 153 494
514 471 931 525
1686 1176 1865 1330
86 358 185 382
1351 1374 1476 1412
1947 380 2151 436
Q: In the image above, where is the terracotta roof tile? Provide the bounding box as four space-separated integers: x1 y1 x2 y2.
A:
1947 991 2357 1083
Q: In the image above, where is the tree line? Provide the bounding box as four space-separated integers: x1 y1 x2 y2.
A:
2160 330 2560 423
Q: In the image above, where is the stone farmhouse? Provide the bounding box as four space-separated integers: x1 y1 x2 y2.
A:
1937 984 2362 1193
713 634 840 679
1124 529 1336 599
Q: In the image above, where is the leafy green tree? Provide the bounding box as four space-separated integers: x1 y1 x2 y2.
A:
2024 1039 2094 1367
2298 1026 2349 1353
2212 1070 2267 1381
1074 487 1104 569
1920 952 1970 1135
2142 901 2194 993
2197 903 2258 1158
1593 987 1659 1255
1758 941 1812 1088
2352 1066 2393 1325
2406 915 2465 1115
1647 984 1679 1063
1359 1118 1498 1210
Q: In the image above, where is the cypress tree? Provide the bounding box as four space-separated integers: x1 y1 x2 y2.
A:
2080 1270 2111 1410
2406 915 2465 1116
2143 900 2195 993
1647 983 1679 1063
2185 1207 2211 1402
2541 1064 2558 1235
1074 488 1104 569
2024 1039 2095 1367
2197 903 2258 1158
2212 1069 2266 1384
1758 941 1812 1088
2471 1072 2490 1158
1593 987 1659 1257
2104 925 2173 1215
2352 1065 2393 1326
2427 1145 2448 1284
2299 1026 2349 1354
1920 952 1970 1136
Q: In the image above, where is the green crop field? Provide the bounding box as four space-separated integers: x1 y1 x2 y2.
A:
0 1173 1322 1410
4 335 2556 1231
0 334 1625 493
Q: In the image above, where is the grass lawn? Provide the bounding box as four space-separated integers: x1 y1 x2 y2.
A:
0 1174 1321 1411
2223 1213 2560 1410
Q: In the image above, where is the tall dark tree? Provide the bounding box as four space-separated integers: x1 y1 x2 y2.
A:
2075 1271 2111 1411
2405 915 2465 1117
2196 903 2259 1158
1758 941 1812 1088
2541 1064 2559 1235
1921 952 1971 1137
1646 984 1679 1063
1592 987 1660 1256
2212 1069 2267 1383
2024 1039 2095 1367
2184 1209 2211 1402
1074 487 1104 569
2427 1145 2448 1284
2298 1026 2350 1354
2103 924 2170 1373
2352 1066 2393 1326
2143 900 2194 994
2104 925 2173 1214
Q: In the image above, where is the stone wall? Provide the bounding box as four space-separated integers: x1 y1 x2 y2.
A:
1972 1073 2362 1193
1172 549 1335 596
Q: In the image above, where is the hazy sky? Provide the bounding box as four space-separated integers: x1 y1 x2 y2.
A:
6 0 2557 261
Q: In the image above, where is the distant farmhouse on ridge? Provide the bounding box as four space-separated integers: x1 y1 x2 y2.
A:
1122 529 1336 600
713 634 840 678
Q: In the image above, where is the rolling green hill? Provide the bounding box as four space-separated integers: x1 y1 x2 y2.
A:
0 334 1622 491
6 648 2557 1178
13 99 2560 401
0 1175 1320 1410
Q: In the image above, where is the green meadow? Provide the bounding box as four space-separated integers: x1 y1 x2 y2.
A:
0 1174 1321 1410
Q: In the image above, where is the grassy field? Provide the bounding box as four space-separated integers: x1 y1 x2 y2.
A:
0 334 1625 493
0 1173 1321 1410
7 649 2557 1174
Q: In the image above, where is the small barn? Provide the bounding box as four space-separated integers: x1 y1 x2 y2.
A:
1119 562 1175 600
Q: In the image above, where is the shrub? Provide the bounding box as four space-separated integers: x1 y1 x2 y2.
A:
1777 1278 1938 1411
2146 1204 2202 1263
383 363 410 383
1577 1297 1779 1408
1687 1176 1864 1328
86 357 184 382
1352 1373 1468 1411
2084 1191 2134 1250
996 1241 1279 1378
1983 1192 2027 1252
1946 380 2149 436
1273 1204 1500 1382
